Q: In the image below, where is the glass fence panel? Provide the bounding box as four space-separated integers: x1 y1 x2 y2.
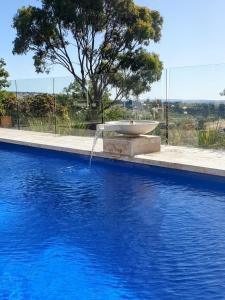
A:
3 63 225 150
103 70 167 142
12 78 55 133
168 64 225 148
1 80 18 129
139 69 167 143
1 71 167 141
54 76 100 137
102 74 135 123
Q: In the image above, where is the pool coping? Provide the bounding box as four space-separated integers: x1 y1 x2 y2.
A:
0 129 225 178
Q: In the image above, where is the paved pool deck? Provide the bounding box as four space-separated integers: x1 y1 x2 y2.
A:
0 128 225 177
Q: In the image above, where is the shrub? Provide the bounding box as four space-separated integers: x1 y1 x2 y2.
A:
0 91 17 116
198 130 221 147
24 94 55 117
104 105 135 122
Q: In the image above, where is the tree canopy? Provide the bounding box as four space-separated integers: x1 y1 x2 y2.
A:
13 0 163 108
0 59 9 90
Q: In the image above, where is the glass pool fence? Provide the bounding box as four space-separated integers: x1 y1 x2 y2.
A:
1 63 225 149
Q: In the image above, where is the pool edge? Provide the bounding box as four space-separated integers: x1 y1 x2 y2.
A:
0 136 225 178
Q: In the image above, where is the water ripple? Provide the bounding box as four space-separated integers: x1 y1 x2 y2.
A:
0 145 225 299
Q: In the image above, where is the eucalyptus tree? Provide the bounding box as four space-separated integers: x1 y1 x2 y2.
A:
13 0 163 108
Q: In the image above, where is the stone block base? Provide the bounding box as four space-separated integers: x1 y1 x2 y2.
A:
103 135 161 156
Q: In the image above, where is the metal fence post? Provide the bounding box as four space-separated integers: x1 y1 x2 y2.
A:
15 80 20 130
101 74 104 124
101 101 104 124
165 69 169 144
53 78 57 134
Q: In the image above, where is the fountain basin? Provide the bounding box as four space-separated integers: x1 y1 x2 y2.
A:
98 120 159 136
91 120 160 159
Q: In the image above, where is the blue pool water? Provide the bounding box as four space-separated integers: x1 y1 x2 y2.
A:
0 143 225 299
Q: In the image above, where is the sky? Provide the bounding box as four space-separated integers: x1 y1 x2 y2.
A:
1 0 225 99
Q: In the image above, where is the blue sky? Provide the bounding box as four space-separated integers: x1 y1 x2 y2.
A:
1 0 225 99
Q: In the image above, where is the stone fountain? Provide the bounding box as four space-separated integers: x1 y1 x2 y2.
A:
97 120 161 156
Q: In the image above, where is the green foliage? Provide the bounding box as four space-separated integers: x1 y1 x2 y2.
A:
13 0 163 107
197 120 225 148
26 117 56 133
62 80 111 108
24 94 55 117
0 92 56 118
198 130 220 147
104 105 128 121
0 59 9 90
59 80 112 121
0 91 17 116
169 127 199 147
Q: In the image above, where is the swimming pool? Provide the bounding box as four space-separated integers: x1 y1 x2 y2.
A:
0 142 225 299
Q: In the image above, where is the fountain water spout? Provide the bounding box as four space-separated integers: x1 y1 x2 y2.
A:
89 125 104 167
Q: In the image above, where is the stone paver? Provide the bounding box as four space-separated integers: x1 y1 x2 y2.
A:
0 128 225 177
